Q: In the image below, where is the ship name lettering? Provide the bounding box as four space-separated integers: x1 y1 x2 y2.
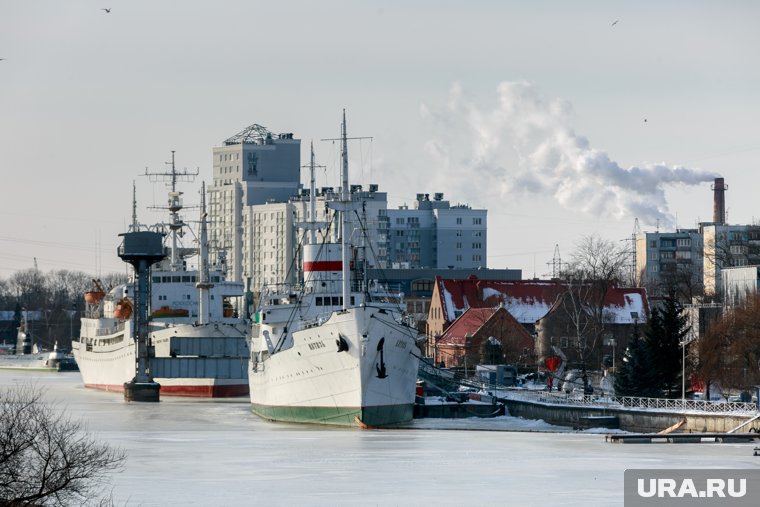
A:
308 341 326 350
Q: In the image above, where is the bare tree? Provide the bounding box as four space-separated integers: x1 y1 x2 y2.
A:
559 235 629 390
696 294 760 398
0 384 126 506
565 234 630 285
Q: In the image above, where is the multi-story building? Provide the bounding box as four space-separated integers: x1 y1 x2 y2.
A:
702 223 760 297
207 123 301 283
636 229 704 300
247 201 296 290
291 184 388 269
386 193 487 269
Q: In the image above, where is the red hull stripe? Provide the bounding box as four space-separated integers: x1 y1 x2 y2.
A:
303 261 342 272
84 383 248 398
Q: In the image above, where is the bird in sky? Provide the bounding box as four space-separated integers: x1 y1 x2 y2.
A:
102 8 111 13
611 19 619 27
644 118 648 123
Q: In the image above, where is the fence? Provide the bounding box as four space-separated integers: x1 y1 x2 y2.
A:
501 389 758 415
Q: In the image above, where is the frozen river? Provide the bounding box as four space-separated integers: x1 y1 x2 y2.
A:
3 370 758 506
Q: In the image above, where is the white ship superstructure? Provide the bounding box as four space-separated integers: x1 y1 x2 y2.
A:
73 159 249 397
248 115 422 427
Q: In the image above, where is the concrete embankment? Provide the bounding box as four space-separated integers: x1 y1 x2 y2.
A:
503 397 760 433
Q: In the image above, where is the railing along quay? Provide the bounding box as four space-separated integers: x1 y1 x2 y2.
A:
500 389 758 415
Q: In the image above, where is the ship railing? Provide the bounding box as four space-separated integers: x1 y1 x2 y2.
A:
501 389 758 415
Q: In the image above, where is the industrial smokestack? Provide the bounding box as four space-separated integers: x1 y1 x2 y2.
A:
712 177 727 225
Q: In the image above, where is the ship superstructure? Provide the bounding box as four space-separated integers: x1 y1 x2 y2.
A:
73 155 249 397
248 114 422 426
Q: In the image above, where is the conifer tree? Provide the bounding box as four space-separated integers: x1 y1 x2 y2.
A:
645 296 689 398
614 327 659 397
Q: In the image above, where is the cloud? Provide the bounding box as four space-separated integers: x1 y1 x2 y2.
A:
421 81 719 227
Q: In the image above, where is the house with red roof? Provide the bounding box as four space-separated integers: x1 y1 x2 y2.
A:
426 276 566 356
426 275 649 374
434 305 534 370
535 284 649 374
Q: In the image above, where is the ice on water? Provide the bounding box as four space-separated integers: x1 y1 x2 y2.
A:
4 371 756 507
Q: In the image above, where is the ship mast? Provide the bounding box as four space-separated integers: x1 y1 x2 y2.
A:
309 142 317 245
321 111 371 310
197 182 213 325
340 111 351 310
144 151 199 271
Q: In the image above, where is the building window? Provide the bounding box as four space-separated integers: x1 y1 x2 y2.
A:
473 218 482 225
676 238 691 247
456 218 462 225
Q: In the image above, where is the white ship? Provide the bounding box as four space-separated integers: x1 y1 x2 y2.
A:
0 319 78 372
248 113 422 427
72 159 249 397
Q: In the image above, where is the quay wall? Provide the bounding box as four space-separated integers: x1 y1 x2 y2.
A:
504 398 760 433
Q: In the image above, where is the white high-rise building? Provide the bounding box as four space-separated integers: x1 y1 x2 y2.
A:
208 124 301 283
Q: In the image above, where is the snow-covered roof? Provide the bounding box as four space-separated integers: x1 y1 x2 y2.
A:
436 278 566 324
434 276 648 325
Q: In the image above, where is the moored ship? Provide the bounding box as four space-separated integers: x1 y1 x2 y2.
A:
0 318 78 372
72 159 249 397
248 113 422 427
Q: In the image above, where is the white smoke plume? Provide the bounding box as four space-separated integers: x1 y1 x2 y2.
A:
420 81 719 228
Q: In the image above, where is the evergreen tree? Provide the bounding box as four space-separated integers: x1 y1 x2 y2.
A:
645 296 689 398
615 327 660 397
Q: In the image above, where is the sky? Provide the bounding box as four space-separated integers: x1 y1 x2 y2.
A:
1 1 759 279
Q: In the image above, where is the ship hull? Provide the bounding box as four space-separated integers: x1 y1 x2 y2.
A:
0 353 78 372
74 320 249 398
249 306 419 427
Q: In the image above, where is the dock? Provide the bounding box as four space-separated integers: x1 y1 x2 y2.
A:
605 432 760 444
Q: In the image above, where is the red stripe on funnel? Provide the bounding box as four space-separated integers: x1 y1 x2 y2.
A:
304 261 343 272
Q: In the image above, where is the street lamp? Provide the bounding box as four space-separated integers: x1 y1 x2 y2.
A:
604 337 617 372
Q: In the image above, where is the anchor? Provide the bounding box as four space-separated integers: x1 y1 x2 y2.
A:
375 337 387 379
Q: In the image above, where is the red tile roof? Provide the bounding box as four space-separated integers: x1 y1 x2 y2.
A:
434 276 648 324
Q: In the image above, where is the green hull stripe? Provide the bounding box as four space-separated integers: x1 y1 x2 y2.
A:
251 403 414 428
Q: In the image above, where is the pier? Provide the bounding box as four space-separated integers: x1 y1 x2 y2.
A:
605 432 760 444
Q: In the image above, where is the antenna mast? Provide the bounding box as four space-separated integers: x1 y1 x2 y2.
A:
143 151 199 271
631 218 641 287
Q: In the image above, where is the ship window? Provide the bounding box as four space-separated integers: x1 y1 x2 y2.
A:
162 276 170 282
332 297 341 306
182 276 191 282
172 276 180 283
316 297 323 306
152 276 161 283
